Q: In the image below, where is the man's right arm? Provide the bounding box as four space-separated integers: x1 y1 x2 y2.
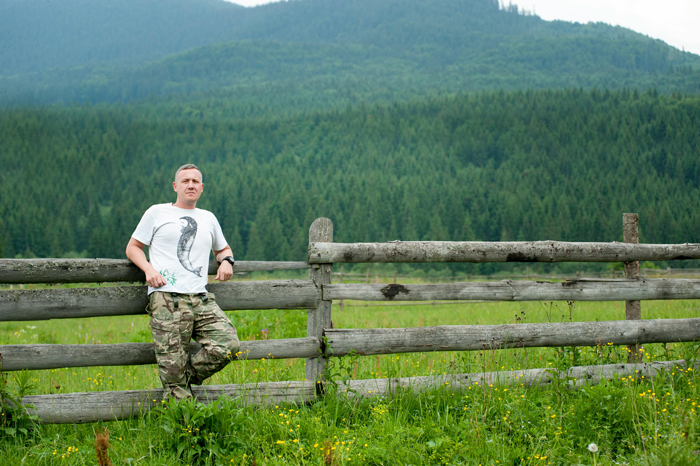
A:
126 238 166 288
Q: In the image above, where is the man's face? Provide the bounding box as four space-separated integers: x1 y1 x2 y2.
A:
173 168 204 205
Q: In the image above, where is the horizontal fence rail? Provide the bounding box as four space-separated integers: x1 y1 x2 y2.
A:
0 280 320 321
323 279 700 302
309 241 700 263
0 337 320 371
4 279 699 322
343 360 688 398
23 360 687 424
23 381 316 424
325 318 700 356
6 214 700 425
0 259 310 284
4 317 697 371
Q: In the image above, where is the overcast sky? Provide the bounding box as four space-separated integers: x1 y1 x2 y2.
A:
226 0 700 55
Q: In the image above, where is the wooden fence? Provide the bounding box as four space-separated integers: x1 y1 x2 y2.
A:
333 267 700 284
2 214 700 423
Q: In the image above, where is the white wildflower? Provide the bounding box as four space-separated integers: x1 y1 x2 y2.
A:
587 443 598 453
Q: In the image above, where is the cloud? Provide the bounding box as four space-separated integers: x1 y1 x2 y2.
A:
524 0 700 54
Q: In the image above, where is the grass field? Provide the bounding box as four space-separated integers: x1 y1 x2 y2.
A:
1 277 699 465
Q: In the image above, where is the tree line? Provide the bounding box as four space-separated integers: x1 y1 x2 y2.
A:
1 88 699 273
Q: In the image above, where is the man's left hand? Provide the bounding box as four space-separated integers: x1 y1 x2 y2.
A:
215 261 233 282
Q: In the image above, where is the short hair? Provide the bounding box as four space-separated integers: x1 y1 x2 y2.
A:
175 164 202 182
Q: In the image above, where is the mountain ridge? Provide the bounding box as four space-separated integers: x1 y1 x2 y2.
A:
0 0 698 108
3 0 696 76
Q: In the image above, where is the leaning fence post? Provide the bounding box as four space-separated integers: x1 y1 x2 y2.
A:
623 213 643 363
307 218 333 388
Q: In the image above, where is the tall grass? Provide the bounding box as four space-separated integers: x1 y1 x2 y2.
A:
1 294 699 464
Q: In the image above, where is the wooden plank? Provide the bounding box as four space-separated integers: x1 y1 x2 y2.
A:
24 359 688 424
308 241 700 264
0 279 320 321
306 218 333 384
324 318 700 356
338 359 688 398
322 279 700 302
0 337 320 371
332 300 489 307
23 381 315 424
624 213 643 362
0 259 310 285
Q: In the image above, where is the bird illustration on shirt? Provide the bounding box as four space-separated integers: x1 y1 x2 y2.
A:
177 216 202 277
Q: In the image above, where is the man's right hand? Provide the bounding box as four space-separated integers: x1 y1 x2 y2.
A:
145 269 167 288
126 237 167 288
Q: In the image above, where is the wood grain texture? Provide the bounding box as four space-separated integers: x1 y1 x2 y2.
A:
0 279 320 321
623 214 641 280
23 381 316 424
623 213 642 362
0 337 320 371
307 218 333 383
308 241 700 263
324 318 700 356
0 259 309 284
323 279 700 302
23 359 689 423
337 360 689 398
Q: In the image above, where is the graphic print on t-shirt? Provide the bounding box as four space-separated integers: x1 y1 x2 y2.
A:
160 269 177 286
177 216 203 277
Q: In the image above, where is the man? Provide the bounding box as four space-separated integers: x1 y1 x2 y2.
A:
126 163 239 400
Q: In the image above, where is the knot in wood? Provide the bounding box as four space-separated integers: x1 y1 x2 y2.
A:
379 284 409 300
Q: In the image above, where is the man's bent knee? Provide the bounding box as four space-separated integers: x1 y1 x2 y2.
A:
223 336 240 362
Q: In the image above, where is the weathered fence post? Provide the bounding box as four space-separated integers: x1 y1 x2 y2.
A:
623 213 642 363
307 218 333 387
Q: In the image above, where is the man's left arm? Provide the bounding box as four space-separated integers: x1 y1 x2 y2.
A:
214 246 234 282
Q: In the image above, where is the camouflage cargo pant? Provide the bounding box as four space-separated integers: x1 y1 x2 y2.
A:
147 291 240 400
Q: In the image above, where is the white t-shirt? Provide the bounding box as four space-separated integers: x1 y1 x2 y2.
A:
131 203 229 295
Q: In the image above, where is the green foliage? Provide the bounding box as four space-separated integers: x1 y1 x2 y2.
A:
0 370 38 440
1 89 699 274
325 350 360 387
157 397 252 464
0 300 699 463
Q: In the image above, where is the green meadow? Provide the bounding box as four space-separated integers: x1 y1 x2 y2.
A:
2 1 699 463
1 275 700 465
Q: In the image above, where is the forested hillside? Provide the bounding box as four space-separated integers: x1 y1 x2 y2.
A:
0 0 577 74
1 89 699 272
1 0 698 108
3 35 698 111
0 0 244 75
